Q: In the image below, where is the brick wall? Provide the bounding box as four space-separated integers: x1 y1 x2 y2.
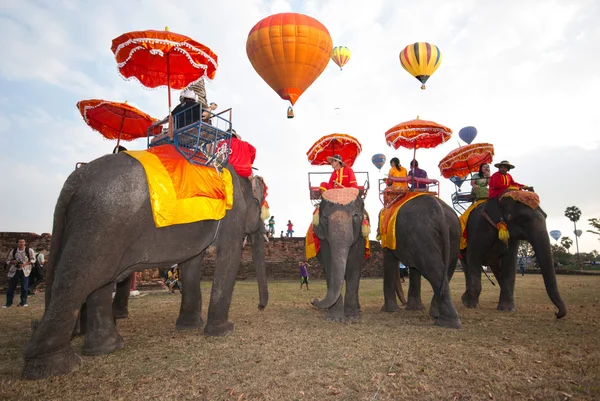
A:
1 232 384 291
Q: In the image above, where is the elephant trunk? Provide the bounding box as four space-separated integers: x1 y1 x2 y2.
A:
312 215 352 309
529 225 567 319
250 231 268 310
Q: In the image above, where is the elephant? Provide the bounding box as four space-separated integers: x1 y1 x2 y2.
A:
379 195 462 329
460 191 567 318
310 188 369 322
23 151 267 380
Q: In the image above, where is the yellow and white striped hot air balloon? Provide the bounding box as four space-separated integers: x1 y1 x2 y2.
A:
331 46 351 70
399 42 442 89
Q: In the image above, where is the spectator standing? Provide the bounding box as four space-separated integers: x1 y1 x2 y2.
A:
299 261 310 290
28 248 46 295
286 220 294 237
4 239 35 308
268 216 275 237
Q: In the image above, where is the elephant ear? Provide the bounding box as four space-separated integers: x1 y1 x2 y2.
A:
250 175 270 221
361 212 371 238
312 204 326 239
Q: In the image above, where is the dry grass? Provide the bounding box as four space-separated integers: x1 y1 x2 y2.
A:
0 276 599 400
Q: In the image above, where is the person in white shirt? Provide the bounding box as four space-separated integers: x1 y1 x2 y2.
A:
4 239 35 307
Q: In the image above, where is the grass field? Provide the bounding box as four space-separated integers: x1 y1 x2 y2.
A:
1 276 599 400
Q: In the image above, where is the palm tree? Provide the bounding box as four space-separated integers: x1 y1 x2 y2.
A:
560 237 573 253
565 206 582 265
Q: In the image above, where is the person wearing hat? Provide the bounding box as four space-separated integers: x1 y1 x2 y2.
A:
172 89 200 130
485 160 531 242
319 154 358 192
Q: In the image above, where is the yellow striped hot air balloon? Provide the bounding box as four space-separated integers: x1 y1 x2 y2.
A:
331 46 351 70
399 42 442 90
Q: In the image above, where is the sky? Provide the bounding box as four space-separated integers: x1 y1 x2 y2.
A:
0 0 599 253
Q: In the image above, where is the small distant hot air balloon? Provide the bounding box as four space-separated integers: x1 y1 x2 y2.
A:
549 230 562 242
449 176 466 189
331 46 351 70
399 42 442 90
372 154 386 171
246 13 333 117
574 229 583 237
459 126 478 144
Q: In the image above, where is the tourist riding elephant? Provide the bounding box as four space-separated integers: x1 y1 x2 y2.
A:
24 151 267 380
379 195 462 329
311 188 369 322
460 190 567 318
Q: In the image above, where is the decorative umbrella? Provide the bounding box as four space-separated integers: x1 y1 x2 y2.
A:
111 27 218 137
385 116 452 160
76 99 163 148
307 133 362 167
438 143 495 179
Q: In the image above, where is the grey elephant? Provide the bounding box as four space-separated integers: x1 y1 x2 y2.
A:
460 190 567 318
378 195 462 329
310 188 369 322
24 151 267 380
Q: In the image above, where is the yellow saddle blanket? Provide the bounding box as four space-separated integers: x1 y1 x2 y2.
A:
125 145 233 228
459 199 486 250
378 192 430 250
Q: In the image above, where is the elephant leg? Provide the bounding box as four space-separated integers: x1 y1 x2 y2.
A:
22 274 102 379
344 252 361 321
381 250 401 312
113 275 133 319
427 272 461 329
176 251 206 330
462 252 483 308
205 236 244 336
83 283 124 355
497 242 518 311
405 269 425 310
327 294 345 322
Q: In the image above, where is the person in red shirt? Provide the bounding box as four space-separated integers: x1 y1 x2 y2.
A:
319 154 358 192
484 160 531 242
221 129 256 178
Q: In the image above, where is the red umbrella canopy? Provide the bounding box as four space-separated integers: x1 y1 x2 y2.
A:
111 27 218 90
306 133 362 167
438 143 495 179
385 117 452 150
77 99 163 141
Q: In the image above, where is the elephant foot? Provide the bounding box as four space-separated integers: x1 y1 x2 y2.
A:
429 305 440 319
22 348 83 380
325 312 345 323
83 333 124 356
258 304 266 311
204 321 234 337
113 307 129 320
461 292 479 309
176 316 204 331
344 307 360 322
380 303 401 313
434 317 461 329
497 303 517 312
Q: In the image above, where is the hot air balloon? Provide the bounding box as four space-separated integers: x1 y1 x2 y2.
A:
449 176 466 189
549 230 562 242
331 45 351 70
574 229 582 237
459 126 478 144
372 154 386 171
399 42 442 90
246 13 333 117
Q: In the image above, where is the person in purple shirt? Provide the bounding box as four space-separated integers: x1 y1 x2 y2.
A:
408 159 428 191
298 261 310 290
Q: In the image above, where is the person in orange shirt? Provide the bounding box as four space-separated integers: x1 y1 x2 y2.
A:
386 157 408 190
319 154 358 191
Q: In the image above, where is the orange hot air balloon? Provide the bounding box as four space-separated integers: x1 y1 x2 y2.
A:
246 13 333 115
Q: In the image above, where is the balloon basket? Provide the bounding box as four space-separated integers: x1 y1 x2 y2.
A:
287 106 294 119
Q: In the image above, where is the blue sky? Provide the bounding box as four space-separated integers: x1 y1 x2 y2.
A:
1 0 599 252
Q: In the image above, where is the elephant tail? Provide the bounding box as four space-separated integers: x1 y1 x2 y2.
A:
43 169 84 312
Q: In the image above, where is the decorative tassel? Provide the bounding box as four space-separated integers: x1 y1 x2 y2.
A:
312 207 320 226
361 218 371 238
496 221 510 244
261 205 270 221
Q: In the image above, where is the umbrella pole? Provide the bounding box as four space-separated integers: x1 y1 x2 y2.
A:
411 146 416 189
115 116 125 150
167 52 174 140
